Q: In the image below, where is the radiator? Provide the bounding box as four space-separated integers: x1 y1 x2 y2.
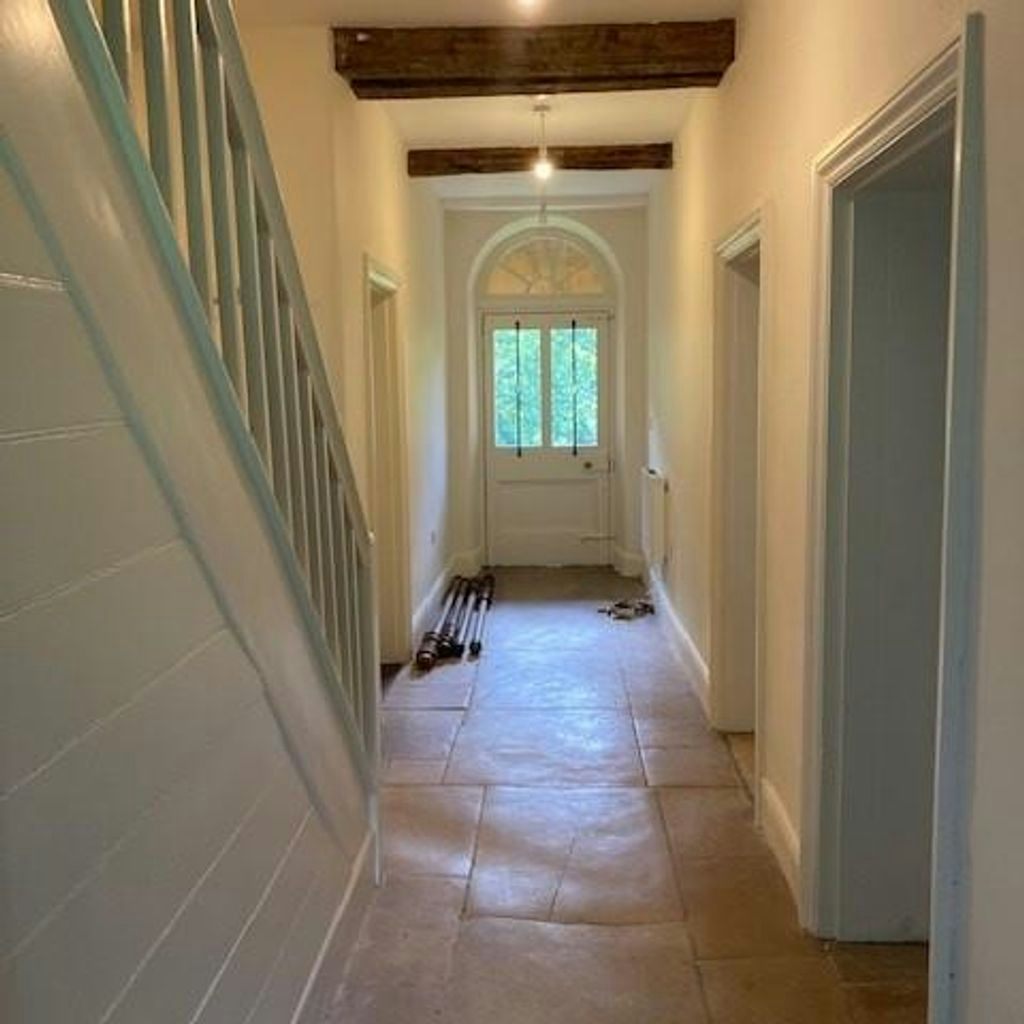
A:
642 467 669 575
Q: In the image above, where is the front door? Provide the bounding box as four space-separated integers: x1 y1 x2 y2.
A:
484 312 612 566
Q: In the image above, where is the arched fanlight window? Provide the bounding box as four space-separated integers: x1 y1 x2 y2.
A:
485 234 608 297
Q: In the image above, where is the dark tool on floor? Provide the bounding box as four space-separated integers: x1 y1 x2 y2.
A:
415 576 462 670
469 573 495 657
449 576 473 653
415 573 496 671
598 596 655 621
458 580 479 653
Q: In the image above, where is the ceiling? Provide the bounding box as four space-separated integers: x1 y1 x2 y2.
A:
237 0 740 28
236 0 737 201
425 169 665 206
388 90 698 150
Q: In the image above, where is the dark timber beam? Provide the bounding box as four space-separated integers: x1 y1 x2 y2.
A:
408 143 674 177
334 21 735 99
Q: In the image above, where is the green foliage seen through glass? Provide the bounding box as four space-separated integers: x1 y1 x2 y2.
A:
551 326 599 448
493 328 543 448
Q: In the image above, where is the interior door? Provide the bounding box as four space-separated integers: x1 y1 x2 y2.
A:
484 312 611 566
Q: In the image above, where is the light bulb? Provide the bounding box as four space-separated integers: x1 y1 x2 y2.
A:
533 156 554 181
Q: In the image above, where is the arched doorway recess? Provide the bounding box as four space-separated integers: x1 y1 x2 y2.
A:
472 222 625 567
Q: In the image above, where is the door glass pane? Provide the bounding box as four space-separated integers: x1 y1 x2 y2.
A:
551 325 599 448
493 327 543 448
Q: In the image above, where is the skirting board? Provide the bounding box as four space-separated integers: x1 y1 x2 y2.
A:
646 566 802 909
294 829 377 1024
760 777 802 905
614 546 646 578
411 549 485 644
646 568 711 717
411 557 457 643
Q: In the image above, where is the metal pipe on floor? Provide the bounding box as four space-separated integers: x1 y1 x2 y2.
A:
458 579 481 653
469 574 495 657
415 576 462 671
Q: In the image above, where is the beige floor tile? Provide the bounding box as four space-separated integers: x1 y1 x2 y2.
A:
699 956 843 1024
383 758 449 785
677 856 821 959
342 876 465 989
642 744 741 786
491 566 640 602
381 785 484 878
659 788 767 861
485 610 617 651
384 662 476 710
726 734 756 792
635 713 719 749
841 980 928 1023
628 683 706 719
468 787 683 924
445 708 644 786
357 569 850 1023
615 631 693 672
473 649 628 709
829 942 929 984
381 708 464 761
448 919 705 1024
329 984 453 1024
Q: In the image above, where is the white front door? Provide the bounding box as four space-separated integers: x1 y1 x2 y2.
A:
484 312 612 566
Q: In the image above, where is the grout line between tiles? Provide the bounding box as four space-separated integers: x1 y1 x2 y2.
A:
546 834 578 924
458 784 490 920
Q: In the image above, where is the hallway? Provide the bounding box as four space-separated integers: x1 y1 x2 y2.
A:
331 569 927 1023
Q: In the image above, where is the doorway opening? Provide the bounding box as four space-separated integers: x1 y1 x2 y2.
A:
478 230 616 568
816 104 956 951
710 221 763 809
364 260 412 668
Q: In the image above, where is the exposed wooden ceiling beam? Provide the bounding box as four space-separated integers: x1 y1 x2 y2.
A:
335 21 735 100
408 143 674 177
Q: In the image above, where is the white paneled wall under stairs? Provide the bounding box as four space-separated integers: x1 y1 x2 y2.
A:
0 2 381 1021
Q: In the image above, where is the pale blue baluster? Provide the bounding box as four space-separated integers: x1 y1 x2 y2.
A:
356 544 380 762
139 0 173 208
279 302 309 563
348 528 365 733
315 423 339 657
171 0 211 309
197 20 244 400
101 0 131 97
229 125 271 462
257 230 291 512
331 473 355 699
298 361 324 610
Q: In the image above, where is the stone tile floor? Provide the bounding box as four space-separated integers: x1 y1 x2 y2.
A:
331 568 928 1023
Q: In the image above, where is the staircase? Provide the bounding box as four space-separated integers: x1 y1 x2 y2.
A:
0 1 379 1021
71 0 381 769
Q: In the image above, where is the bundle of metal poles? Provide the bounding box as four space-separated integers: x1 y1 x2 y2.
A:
415 573 496 671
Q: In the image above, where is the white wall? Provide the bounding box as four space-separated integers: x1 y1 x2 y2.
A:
0 145 361 1024
239 25 451 623
647 0 1024 1016
444 205 649 572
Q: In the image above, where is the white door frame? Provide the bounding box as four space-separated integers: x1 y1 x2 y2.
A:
480 306 614 566
802 22 983 1023
469 218 629 575
363 256 413 661
709 213 767 823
